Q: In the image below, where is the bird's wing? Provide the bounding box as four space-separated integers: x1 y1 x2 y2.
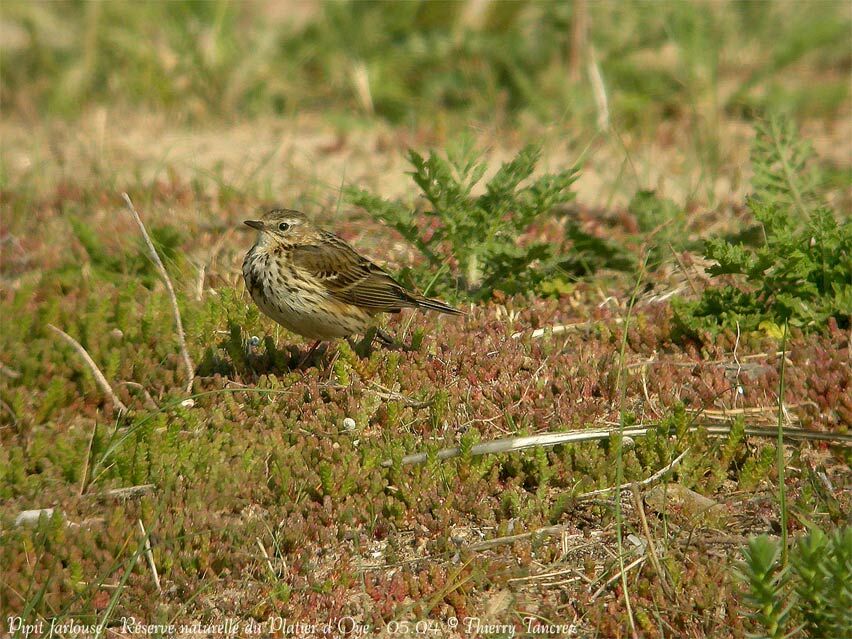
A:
289 235 416 312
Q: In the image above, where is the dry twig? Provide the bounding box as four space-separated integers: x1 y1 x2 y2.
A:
381 424 850 468
590 554 646 601
587 46 610 132
86 484 156 501
138 519 162 594
48 324 128 414
118 381 159 410
468 527 606 552
121 193 195 393
79 422 98 496
579 449 689 500
0 363 21 378
632 484 676 600
256 538 278 581
511 317 624 340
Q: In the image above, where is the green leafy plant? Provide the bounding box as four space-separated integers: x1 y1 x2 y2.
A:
737 535 795 639
750 116 819 215
675 117 851 336
736 528 852 639
348 140 630 300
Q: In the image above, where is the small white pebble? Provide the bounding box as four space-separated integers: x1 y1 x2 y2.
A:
627 534 645 549
622 436 635 450
342 417 357 431
180 399 195 409
15 508 55 526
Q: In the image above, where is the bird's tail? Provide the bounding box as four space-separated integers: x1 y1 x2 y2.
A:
415 295 465 316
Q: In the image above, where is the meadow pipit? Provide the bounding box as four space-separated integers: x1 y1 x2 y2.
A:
242 209 462 354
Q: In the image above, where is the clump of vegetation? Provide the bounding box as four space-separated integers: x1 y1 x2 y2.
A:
736 529 852 639
737 535 793 639
348 140 579 299
349 140 631 300
676 117 852 336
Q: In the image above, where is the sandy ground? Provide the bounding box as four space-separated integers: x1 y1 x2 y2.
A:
10 109 850 213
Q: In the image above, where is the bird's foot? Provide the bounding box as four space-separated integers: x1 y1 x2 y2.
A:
296 340 326 369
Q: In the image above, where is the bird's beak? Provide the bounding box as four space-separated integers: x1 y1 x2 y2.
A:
244 220 264 230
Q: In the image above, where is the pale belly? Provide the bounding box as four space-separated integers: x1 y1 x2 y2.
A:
243 257 372 340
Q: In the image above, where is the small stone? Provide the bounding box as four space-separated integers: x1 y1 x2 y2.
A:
622 436 635 450
110 328 124 340
15 508 55 526
645 483 727 526
627 534 644 549
342 417 357 431
180 399 195 409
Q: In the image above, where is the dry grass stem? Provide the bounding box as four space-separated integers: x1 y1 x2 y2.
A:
47 324 128 414
511 317 624 340
256 538 278 581
469 527 606 553
86 484 156 501
383 423 850 469
631 484 676 600
0 363 21 378
138 519 162 594
121 193 195 393
590 554 646 602
118 381 159 409
579 448 689 500
587 46 610 132
79 422 98 496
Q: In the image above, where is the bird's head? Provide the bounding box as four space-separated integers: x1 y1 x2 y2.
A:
244 209 315 246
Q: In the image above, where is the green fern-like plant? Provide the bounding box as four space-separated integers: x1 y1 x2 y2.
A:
750 116 819 216
349 140 636 300
347 140 585 300
675 117 851 337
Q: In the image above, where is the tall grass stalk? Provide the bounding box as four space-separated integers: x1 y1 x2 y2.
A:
776 319 789 564
613 253 649 638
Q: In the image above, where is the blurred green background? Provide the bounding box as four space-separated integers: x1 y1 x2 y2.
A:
2 0 849 129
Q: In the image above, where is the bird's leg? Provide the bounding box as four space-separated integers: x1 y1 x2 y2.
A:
323 347 342 382
352 328 379 357
297 340 323 369
375 328 397 348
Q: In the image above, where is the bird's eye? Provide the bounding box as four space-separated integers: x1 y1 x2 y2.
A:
278 222 290 232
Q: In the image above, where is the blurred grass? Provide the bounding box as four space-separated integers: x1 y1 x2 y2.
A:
1 0 849 128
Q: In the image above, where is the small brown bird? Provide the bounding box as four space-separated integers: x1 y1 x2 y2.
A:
242 209 462 352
